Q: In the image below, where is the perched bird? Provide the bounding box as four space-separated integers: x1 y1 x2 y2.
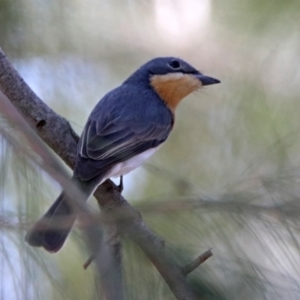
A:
25 57 220 252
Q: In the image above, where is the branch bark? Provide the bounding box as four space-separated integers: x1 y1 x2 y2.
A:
0 47 202 300
0 91 124 300
182 249 213 276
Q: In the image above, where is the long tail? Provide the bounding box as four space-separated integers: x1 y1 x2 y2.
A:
25 175 102 253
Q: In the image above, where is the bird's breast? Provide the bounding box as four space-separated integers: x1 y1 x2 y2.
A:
150 72 202 111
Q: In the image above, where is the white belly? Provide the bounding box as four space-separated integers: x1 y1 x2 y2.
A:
102 147 158 181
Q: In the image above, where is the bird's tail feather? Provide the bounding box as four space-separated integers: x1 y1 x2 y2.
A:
25 175 102 253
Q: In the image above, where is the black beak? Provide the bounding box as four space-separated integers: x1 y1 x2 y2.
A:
196 74 220 86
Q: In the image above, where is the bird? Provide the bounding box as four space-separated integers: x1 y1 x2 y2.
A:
25 57 220 253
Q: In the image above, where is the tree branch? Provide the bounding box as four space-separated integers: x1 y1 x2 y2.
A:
182 249 213 276
0 49 78 169
0 91 124 300
0 47 203 300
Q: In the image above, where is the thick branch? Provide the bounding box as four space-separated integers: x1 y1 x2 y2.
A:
0 47 200 300
0 50 79 169
0 91 123 300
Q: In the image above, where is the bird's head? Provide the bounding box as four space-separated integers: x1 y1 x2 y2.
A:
124 57 220 111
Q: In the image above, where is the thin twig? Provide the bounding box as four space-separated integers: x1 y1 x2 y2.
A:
182 248 213 276
83 254 95 270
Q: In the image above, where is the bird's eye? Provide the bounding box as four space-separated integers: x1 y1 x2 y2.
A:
168 60 181 70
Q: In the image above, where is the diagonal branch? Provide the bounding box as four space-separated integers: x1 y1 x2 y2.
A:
0 47 202 300
0 91 124 300
182 249 213 276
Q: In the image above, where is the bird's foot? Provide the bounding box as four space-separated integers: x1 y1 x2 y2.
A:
117 176 123 193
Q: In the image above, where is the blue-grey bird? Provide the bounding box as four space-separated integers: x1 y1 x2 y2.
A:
25 57 220 252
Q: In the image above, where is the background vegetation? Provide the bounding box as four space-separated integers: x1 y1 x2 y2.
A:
1 0 300 299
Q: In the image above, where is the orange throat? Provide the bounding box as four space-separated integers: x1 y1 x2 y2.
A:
150 72 202 111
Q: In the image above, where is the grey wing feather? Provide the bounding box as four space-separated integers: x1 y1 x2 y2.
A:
75 86 173 181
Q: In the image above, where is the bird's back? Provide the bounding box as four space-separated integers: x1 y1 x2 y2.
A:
74 83 173 181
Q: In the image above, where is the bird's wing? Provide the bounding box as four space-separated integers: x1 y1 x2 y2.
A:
75 86 173 180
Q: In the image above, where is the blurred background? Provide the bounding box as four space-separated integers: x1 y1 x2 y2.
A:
1 0 300 299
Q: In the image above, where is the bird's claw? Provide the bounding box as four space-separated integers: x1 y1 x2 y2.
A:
117 176 123 193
